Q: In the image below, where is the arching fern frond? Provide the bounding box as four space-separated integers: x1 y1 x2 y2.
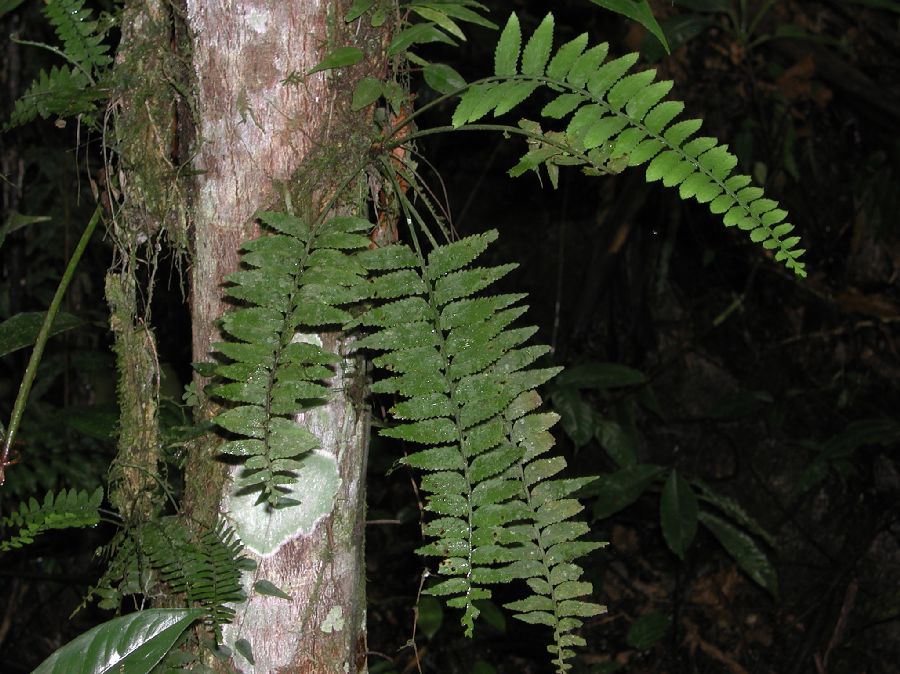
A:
5 65 100 130
0 487 103 551
448 12 806 277
351 230 603 671
212 212 371 507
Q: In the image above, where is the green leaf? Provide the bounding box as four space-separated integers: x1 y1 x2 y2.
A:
0 0 26 20
423 63 466 94
693 482 773 548
591 464 665 520
551 388 595 448
409 6 467 40
554 362 646 389
388 23 456 56
253 579 292 600
546 32 589 80
344 0 374 22
0 311 84 358
521 13 554 76
33 609 205 674
626 612 670 651
595 420 638 468
494 13 522 76
351 76 382 110
417 595 444 639
699 511 778 597
235 638 255 665
660 470 698 559
308 46 364 74
587 0 669 53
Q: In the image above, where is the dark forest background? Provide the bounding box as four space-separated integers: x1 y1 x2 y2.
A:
2 1 900 672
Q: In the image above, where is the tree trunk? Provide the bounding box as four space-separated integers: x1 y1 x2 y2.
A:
181 1 388 670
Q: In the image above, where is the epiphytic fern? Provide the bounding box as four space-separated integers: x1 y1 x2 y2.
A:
0 487 103 551
5 0 111 129
86 517 248 633
211 211 371 507
141 518 248 629
427 13 804 277
349 230 603 671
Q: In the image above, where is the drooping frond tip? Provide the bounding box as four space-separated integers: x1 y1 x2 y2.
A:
454 12 806 278
352 230 604 672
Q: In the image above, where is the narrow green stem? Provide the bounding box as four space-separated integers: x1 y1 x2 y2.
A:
1 205 102 484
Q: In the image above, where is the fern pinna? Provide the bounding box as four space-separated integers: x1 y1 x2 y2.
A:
211 211 372 507
444 13 805 277
350 230 603 672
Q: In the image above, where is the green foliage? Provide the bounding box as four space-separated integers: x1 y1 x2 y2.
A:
0 487 102 550
87 518 248 634
352 230 603 672
449 13 806 277
5 0 112 129
33 608 205 674
211 211 371 506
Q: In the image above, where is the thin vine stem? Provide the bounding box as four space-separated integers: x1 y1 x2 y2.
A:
1 205 102 485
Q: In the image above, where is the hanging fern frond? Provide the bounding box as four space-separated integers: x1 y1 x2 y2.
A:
42 0 112 75
211 211 371 506
447 12 806 277
351 230 603 671
0 487 103 551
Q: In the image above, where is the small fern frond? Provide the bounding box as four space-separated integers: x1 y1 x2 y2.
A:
84 517 247 632
449 12 806 277
5 65 100 130
141 518 247 629
0 487 103 551
211 212 371 506
352 230 602 668
42 0 112 74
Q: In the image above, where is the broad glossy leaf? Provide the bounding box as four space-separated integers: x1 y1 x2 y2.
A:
33 608 205 674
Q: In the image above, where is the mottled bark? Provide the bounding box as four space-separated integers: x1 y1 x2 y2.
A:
183 1 386 671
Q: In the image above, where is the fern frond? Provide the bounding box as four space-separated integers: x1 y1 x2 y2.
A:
141 518 247 629
42 0 111 74
0 487 103 551
449 12 806 277
353 230 602 669
84 518 247 632
5 65 100 130
212 212 371 506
